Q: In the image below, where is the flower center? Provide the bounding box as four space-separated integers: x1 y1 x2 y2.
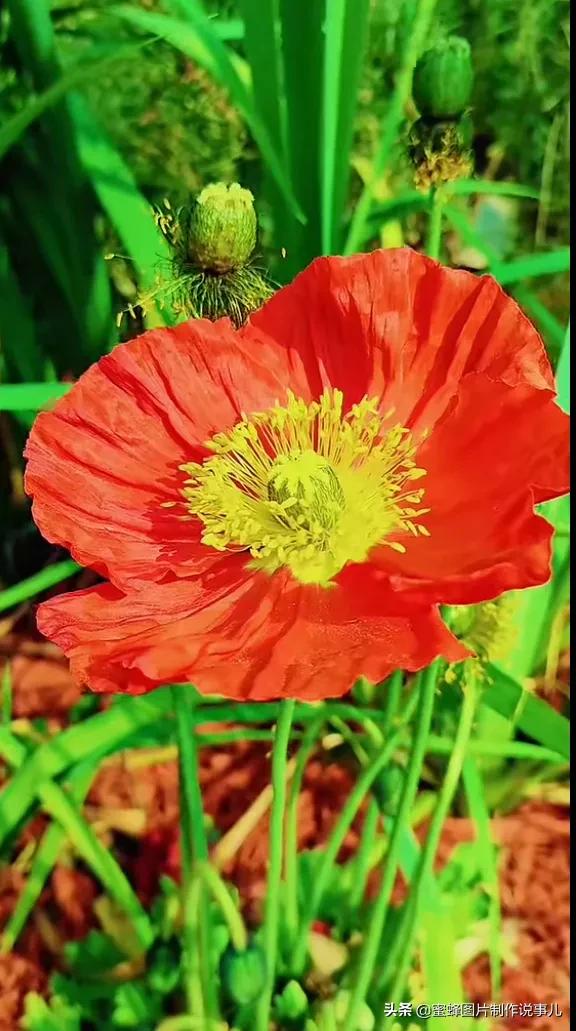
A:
181 389 429 586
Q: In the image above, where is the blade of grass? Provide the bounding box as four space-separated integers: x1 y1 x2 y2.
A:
366 191 431 235
277 0 324 272
0 758 97 952
480 664 569 759
448 179 540 200
238 0 286 156
344 0 439 254
343 663 441 1029
0 729 152 950
0 688 173 844
0 383 71 413
66 94 175 324
1 665 13 725
112 5 302 221
322 0 371 253
0 239 45 382
490 248 570 285
7 0 115 364
0 558 79 613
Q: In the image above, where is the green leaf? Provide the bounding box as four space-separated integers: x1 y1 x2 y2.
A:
447 179 540 200
0 760 96 953
490 248 570 285
321 0 371 253
0 382 71 413
65 931 126 976
1 664 13 725
367 191 432 234
0 238 46 386
112 5 302 222
482 664 569 759
0 730 153 950
0 558 79 613
6 0 116 367
277 0 324 271
66 94 175 323
0 688 173 843
21 993 82 1031
238 0 286 157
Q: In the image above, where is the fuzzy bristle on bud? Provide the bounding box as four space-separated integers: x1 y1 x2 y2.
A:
409 114 474 192
187 181 257 272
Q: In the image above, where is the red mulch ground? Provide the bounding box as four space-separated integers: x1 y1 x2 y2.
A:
0 639 570 1030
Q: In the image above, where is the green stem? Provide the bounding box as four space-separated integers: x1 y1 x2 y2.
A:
426 188 445 259
347 798 380 914
344 0 439 254
377 679 480 1030
290 686 420 974
172 687 214 1023
284 712 326 943
256 698 296 1031
343 662 441 1030
196 861 248 952
381 669 404 735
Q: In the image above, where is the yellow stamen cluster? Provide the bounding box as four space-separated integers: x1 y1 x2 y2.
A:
180 389 429 586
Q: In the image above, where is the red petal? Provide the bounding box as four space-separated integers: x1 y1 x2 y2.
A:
37 563 467 701
371 373 570 605
24 318 297 590
246 249 556 430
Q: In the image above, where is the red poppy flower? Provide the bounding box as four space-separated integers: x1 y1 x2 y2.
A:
24 249 569 701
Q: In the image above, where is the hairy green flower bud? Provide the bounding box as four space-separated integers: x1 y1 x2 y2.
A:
188 181 257 272
413 36 474 120
219 942 267 1006
276 980 309 1023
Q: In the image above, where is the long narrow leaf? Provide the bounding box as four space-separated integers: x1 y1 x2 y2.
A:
0 382 71 412
112 5 302 221
0 760 97 952
66 94 175 323
0 731 152 951
0 238 45 383
482 665 570 758
238 0 286 156
448 179 540 200
0 689 173 843
490 248 570 285
323 0 370 253
0 559 79 614
278 0 324 272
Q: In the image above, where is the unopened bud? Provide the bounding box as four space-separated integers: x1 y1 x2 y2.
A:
413 36 474 120
188 182 257 272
